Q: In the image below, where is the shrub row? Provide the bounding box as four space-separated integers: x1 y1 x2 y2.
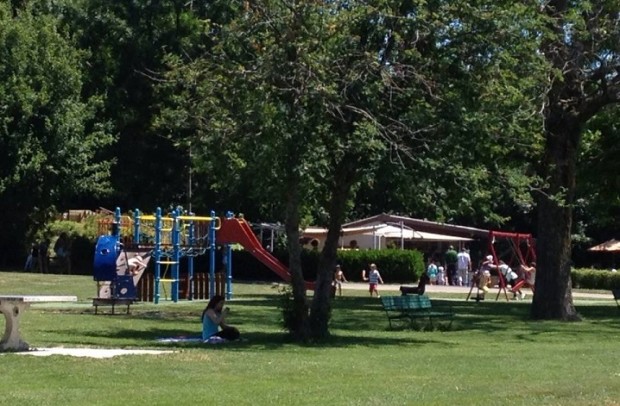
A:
229 248 425 284
330 249 425 284
571 268 620 290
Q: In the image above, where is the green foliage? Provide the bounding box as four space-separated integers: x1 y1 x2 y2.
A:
230 248 423 285
572 268 620 290
0 3 113 262
276 283 311 340
45 220 97 241
335 249 425 284
576 107 620 236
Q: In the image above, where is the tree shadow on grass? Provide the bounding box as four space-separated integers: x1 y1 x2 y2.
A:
59 322 448 351
36 294 620 349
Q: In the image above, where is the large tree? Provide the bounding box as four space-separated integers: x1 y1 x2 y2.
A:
532 0 620 320
157 0 547 340
0 3 113 263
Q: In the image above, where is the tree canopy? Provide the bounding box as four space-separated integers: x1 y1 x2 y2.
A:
0 2 113 263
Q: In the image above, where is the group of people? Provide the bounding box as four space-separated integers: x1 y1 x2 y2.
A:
24 233 72 274
472 255 536 301
425 246 471 286
332 263 384 297
423 247 536 301
24 239 50 273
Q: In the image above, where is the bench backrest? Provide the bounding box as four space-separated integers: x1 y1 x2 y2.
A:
382 295 432 310
381 296 399 310
401 294 432 310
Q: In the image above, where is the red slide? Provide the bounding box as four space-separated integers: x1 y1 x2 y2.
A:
217 217 314 290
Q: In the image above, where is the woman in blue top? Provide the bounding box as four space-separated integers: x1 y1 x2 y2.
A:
201 295 240 341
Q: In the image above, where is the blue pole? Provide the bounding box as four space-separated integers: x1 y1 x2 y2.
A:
154 207 162 304
113 207 121 238
225 211 234 300
172 208 180 303
225 244 232 300
188 215 195 300
133 208 140 244
209 210 216 299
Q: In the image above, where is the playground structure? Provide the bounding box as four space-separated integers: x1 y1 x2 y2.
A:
94 207 310 305
467 230 537 302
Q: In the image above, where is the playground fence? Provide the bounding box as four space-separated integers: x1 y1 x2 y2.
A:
136 272 226 302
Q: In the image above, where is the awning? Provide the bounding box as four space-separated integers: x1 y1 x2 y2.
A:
588 239 620 252
302 223 472 242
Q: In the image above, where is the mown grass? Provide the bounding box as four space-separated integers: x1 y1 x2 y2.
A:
1 271 619 406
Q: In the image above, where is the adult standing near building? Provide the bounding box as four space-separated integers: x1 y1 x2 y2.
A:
456 247 471 286
444 245 458 285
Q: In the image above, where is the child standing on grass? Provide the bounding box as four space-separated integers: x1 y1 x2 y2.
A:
333 264 348 297
363 263 384 297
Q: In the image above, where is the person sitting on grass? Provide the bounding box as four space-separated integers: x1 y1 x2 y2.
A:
201 295 240 342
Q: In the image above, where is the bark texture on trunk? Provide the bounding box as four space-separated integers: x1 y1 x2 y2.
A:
531 111 580 320
309 158 358 341
284 185 310 340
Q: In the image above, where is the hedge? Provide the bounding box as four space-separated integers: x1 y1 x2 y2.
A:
331 249 425 284
228 248 425 284
571 268 620 290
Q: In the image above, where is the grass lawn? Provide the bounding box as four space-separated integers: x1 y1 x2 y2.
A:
1 271 619 406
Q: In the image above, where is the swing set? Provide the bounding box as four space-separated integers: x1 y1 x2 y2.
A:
467 230 536 302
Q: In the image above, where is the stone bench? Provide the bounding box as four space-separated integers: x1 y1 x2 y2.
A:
0 295 77 351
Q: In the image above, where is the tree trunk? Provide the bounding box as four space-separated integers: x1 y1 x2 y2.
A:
309 159 358 341
531 110 581 320
309 210 346 341
284 183 310 340
309 228 338 341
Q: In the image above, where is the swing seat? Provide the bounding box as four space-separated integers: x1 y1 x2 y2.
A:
511 279 525 291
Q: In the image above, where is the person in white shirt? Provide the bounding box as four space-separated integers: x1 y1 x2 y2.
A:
456 247 471 286
364 263 384 297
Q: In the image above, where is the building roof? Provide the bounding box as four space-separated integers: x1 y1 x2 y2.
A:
342 214 489 239
303 223 473 242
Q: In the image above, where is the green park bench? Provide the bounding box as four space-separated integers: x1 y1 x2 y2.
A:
381 295 454 330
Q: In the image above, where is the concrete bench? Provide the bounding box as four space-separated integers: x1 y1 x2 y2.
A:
0 295 77 351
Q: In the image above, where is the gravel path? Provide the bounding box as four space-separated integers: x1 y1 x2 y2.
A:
341 282 613 300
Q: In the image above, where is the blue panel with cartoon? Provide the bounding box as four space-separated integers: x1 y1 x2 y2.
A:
93 235 120 281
